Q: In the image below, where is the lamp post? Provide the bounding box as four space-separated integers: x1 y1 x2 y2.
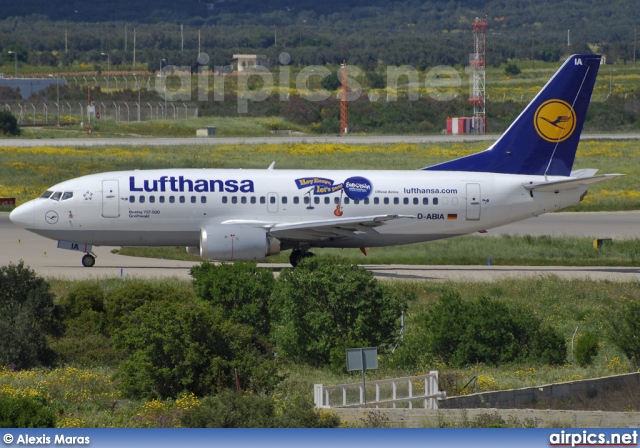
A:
101 53 110 92
49 74 60 126
160 58 167 119
7 51 17 77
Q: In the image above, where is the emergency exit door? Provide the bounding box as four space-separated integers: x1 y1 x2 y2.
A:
466 183 481 220
102 180 120 218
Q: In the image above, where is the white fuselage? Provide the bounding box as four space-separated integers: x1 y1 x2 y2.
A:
11 168 587 250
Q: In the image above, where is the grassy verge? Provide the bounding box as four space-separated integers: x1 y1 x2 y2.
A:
115 235 640 266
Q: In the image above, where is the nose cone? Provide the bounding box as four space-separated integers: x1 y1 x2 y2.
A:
9 201 36 229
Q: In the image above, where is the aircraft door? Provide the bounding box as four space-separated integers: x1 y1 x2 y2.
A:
466 183 481 220
267 192 279 213
102 180 120 218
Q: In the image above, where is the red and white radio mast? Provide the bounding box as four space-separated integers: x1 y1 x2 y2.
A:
469 17 487 134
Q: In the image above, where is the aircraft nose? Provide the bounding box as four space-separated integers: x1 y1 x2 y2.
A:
9 201 36 229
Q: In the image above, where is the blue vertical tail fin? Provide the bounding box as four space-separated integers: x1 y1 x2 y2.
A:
424 54 602 176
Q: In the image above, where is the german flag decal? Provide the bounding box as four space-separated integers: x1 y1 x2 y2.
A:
447 214 458 220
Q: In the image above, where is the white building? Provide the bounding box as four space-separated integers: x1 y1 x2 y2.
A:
233 54 268 72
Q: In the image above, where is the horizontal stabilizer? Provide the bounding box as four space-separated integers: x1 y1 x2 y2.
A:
524 174 623 192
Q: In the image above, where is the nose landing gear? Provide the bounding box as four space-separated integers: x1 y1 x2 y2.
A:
81 253 96 267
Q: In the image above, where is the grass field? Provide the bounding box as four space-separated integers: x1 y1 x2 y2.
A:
1 139 638 209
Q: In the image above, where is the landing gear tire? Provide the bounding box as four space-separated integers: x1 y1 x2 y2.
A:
81 254 96 268
289 249 315 267
289 249 303 267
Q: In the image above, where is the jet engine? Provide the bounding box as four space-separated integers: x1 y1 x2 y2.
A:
200 224 280 261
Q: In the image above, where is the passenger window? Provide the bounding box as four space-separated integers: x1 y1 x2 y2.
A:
314 197 320 204
61 192 73 201
394 198 399 205
149 196 155 203
433 198 439 205
334 197 340 204
260 197 266 204
442 198 449 205
324 197 330 204
251 197 256 204
201 196 206 204
191 196 196 203
170 196 175 203
344 198 350 204
129 195 135 203
40 190 53 199
452 198 458 205
270 196 276 204
50 192 62 201
294 197 300 204
241 196 247 204
423 197 429 205
403 198 409 205
384 197 389 205
232 196 238 204
179 196 185 203
139 196 146 203
282 196 288 204
374 197 380 205
159 196 165 203
364 198 369 204
304 196 310 204
354 199 360 204
222 196 228 204
413 198 419 205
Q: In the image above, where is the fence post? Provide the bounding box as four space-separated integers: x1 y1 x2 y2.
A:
314 384 324 408
408 379 413 409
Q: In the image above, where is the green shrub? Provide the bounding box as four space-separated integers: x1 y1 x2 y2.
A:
0 262 62 369
104 281 194 334
400 290 565 367
114 299 278 399
608 299 640 370
0 111 20 136
269 256 405 370
180 389 339 428
504 63 521 76
190 262 275 336
574 331 599 367
0 393 56 427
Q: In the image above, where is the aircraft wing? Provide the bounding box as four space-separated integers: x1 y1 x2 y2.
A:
266 214 416 241
524 173 623 192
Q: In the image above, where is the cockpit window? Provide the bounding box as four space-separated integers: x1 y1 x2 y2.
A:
61 192 73 201
40 190 53 199
50 192 62 201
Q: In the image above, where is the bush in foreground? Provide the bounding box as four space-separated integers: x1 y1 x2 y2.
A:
395 290 566 367
0 393 56 427
269 256 405 370
180 389 339 428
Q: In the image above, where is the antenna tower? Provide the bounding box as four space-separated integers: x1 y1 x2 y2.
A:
340 61 348 134
470 17 487 134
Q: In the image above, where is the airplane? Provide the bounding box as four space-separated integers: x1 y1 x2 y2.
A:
10 54 621 268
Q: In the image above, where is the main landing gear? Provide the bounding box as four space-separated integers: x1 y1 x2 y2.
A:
81 253 96 267
289 249 315 267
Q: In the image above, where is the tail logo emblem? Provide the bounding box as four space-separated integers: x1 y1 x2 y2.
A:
534 99 576 143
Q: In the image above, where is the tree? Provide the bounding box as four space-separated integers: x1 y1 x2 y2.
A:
395 290 566 368
190 261 275 336
609 299 640 370
269 256 404 370
504 63 521 76
320 71 342 91
114 299 278 399
0 111 20 136
574 331 599 367
0 262 62 369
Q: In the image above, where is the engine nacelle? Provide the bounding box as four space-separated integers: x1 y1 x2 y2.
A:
185 246 200 256
200 224 280 261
